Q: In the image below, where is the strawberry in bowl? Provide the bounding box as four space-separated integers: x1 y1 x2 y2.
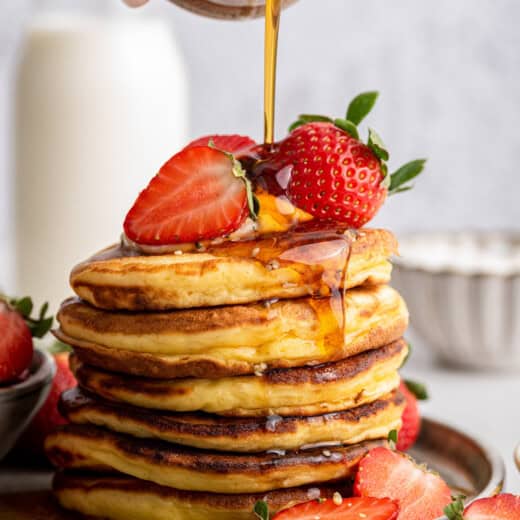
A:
0 295 56 460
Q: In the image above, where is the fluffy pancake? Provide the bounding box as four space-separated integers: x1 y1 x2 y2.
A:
56 285 408 378
71 339 407 417
70 228 397 310
54 473 352 520
60 387 405 452
46 425 385 494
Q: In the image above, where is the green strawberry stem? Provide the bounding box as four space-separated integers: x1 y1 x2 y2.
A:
208 141 258 220
253 500 270 520
444 495 466 520
0 294 54 338
404 379 429 400
387 429 398 450
288 92 426 195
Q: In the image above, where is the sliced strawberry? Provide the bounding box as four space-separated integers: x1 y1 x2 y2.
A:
354 447 451 520
0 302 33 383
463 494 520 519
272 497 399 520
185 134 258 159
124 146 254 245
396 381 421 451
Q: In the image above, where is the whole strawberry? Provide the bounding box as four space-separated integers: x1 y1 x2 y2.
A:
397 379 428 452
0 302 33 383
0 296 54 383
261 92 425 228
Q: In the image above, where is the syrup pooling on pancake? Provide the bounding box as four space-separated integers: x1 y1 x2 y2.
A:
80 221 357 364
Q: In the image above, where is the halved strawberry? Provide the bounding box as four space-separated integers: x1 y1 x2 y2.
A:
354 447 452 520
185 134 258 159
463 494 520 519
124 146 256 245
271 497 399 520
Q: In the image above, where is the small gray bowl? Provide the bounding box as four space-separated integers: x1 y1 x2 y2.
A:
0 349 56 461
393 231 520 370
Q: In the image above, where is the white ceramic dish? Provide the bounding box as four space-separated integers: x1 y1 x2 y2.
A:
392 231 520 370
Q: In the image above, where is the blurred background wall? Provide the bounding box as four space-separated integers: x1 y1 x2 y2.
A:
1 0 519 299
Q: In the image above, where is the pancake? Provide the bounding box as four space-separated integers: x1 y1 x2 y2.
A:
70 227 397 310
56 285 408 378
71 339 407 417
46 425 385 494
54 473 353 520
60 387 405 452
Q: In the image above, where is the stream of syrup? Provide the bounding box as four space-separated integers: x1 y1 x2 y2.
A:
91 0 356 395
264 0 282 145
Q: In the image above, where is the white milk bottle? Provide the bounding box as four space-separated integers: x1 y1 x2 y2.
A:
14 2 188 312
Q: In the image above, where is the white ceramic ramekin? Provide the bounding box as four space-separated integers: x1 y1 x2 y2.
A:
392 231 520 370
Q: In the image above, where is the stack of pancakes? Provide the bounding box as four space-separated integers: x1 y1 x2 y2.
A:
45 226 409 519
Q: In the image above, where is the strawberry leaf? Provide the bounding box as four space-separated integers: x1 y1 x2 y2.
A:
48 340 72 354
404 379 429 400
5 296 54 338
401 342 412 367
30 316 53 338
346 91 379 125
13 297 33 318
334 118 359 140
388 429 398 450
288 114 332 133
444 495 466 520
288 119 305 132
298 114 333 124
389 159 426 194
253 500 270 520
367 128 389 162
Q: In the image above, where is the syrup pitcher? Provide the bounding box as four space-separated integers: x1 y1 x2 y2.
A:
124 0 297 19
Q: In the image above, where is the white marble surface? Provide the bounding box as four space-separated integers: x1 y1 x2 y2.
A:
0 0 519 494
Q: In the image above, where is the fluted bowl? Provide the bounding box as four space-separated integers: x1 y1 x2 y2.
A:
392 231 520 370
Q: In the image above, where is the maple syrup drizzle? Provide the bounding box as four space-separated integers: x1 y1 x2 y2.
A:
92 220 356 365
264 0 282 145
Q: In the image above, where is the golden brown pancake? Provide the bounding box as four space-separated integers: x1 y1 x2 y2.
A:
60 387 405 452
53 473 352 520
71 339 407 417
56 285 408 378
46 425 385 494
70 228 397 310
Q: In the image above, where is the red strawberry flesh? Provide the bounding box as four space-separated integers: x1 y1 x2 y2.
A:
464 493 520 520
0 302 34 383
354 447 451 520
124 146 249 245
396 381 421 451
273 496 399 520
185 134 258 159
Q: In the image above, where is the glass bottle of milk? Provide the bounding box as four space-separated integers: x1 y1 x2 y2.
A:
14 0 188 312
